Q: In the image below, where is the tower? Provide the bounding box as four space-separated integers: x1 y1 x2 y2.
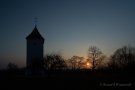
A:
26 25 44 75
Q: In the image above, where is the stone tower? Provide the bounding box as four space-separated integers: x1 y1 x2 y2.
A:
26 25 44 75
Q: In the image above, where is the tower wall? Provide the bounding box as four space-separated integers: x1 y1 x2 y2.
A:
26 39 44 75
27 39 44 67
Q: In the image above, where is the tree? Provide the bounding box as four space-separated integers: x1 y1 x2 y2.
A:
88 46 104 70
77 57 85 69
68 57 77 69
68 56 85 69
43 54 67 70
7 62 18 70
108 45 135 69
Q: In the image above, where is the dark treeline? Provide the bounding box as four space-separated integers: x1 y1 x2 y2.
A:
0 45 135 89
1 45 135 75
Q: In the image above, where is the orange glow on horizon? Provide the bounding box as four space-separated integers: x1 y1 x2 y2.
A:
86 62 90 66
86 62 92 69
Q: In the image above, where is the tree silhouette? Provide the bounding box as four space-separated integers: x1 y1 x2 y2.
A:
6 62 19 75
88 46 104 70
7 62 18 70
68 56 85 69
108 45 135 70
43 54 67 70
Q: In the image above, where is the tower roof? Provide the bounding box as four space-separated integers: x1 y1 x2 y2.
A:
26 25 44 40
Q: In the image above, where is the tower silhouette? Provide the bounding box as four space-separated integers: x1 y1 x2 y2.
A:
26 25 44 75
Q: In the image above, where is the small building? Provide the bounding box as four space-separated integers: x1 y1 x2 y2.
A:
26 25 44 75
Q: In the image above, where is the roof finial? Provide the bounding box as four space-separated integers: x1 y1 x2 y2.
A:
34 17 38 27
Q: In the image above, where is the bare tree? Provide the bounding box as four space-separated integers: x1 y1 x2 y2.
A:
43 54 67 70
68 56 85 69
77 57 85 69
68 57 77 70
109 45 135 69
88 46 104 70
7 62 18 70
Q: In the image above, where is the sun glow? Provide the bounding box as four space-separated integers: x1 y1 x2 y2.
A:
86 62 90 66
86 62 92 69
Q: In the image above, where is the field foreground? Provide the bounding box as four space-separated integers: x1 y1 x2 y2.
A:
0 70 134 90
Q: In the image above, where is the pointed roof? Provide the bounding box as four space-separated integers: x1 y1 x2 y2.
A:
26 25 44 40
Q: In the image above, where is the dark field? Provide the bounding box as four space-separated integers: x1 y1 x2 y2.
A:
0 69 134 90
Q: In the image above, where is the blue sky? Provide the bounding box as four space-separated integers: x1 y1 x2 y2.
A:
0 0 135 68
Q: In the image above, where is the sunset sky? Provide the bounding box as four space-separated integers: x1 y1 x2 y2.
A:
0 0 135 68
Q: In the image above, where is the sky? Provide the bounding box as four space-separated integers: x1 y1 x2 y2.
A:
0 0 135 68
